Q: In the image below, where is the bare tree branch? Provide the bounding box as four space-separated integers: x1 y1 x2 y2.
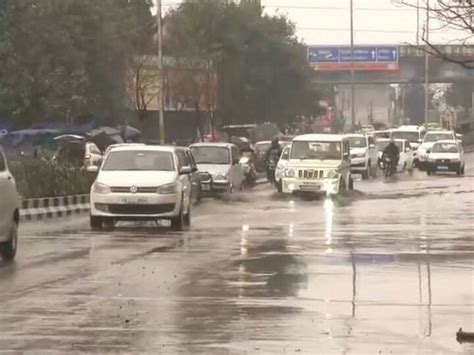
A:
396 0 474 69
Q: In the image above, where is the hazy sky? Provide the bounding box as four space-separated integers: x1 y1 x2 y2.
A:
160 0 468 45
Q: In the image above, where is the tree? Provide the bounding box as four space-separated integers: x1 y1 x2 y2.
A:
396 0 474 69
0 0 154 128
164 0 319 128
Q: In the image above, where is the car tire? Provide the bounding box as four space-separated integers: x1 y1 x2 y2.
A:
277 180 283 193
456 165 462 176
90 216 103 230
184 204 191 227
0 222 18 262
171 201 185 231
103 218 115 231
362 164 370 180
348 176 354 190
461 165 465 175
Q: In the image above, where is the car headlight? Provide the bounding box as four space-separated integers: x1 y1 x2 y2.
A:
325 169 339 179
214 174 228 181
93 182 111 194
157 182 176 195
451 158 460 162
285 168 295 178
427 157 435 162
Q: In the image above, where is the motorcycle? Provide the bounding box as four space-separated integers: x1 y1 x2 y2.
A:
381 155 397 178
266 157 277 185
239 152 257 187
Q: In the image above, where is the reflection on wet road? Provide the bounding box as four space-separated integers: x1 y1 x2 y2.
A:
0 158 473 353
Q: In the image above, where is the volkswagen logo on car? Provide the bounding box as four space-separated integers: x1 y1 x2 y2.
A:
130 186 138 194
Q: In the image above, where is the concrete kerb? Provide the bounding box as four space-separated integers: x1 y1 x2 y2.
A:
20 194 90 222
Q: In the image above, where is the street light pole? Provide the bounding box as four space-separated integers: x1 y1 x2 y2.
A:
424 0 430 126
157 0 165 144
350 0 356 132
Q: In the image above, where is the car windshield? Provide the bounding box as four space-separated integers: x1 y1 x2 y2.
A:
391 131 420 142
191 146 230 164
102 150 175 171
432 143 459 153
348 136 367 148
424 132 453 143
374 131 391 139
290 141 341 160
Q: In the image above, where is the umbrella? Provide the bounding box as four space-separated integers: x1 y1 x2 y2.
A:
120 125 141 140
53 134 85 143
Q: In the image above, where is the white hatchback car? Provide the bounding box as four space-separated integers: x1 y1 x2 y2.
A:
416 130 457 170
89 145 192 230
189 143 244 195
345 134 378 179
426 140 465 176
0 147 20 261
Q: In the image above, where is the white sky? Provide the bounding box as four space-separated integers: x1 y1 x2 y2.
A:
159 0 469 45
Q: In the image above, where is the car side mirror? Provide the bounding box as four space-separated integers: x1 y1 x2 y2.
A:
426 149 431 154
86 165 98 173
369 144 375 149
179 166 192 175
343 153 350 160
192 166 198 172
405 147 411 152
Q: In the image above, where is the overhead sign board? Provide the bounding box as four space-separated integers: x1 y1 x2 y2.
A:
308 46 399 72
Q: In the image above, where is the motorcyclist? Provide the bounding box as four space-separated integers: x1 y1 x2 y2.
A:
265 137 282 182
382 138 400 173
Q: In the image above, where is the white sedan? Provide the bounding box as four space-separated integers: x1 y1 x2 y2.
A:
0 147 20 261
376 138 414 172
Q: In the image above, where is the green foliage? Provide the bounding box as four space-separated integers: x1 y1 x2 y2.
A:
0 0 154 128
165 0 319 127
9 160 95 199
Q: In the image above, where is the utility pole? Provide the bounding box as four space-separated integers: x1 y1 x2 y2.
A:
157 0 165 144
424 0 430 126
350 0 356 132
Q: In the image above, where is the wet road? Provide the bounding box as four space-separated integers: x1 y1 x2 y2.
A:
1 155 473 354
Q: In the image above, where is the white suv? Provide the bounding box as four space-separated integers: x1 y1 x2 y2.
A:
345 134 378 179
89 145 192 231
0 147 20 261
281 134 353 196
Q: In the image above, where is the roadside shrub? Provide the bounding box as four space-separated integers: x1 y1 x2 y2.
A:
461 131 474 147
9 160 95 199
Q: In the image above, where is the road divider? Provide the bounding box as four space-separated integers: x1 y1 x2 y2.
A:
20 195 90 222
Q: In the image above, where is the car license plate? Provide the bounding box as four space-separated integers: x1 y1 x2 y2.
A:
202 185 211 191
121 197 148 204
438 166 449 170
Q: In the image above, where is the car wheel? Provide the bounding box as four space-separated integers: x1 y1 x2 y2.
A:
184 204 191 227
461 165 465 175
456 165 462 176
277 180 283 193
171 201 185 231
338 177 346 194
103 218 115 231
348 175 354 190
0 222 18 262
362 164 370 180
90 216 103 230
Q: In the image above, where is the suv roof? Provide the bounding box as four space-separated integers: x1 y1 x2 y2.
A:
293 134 346 142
